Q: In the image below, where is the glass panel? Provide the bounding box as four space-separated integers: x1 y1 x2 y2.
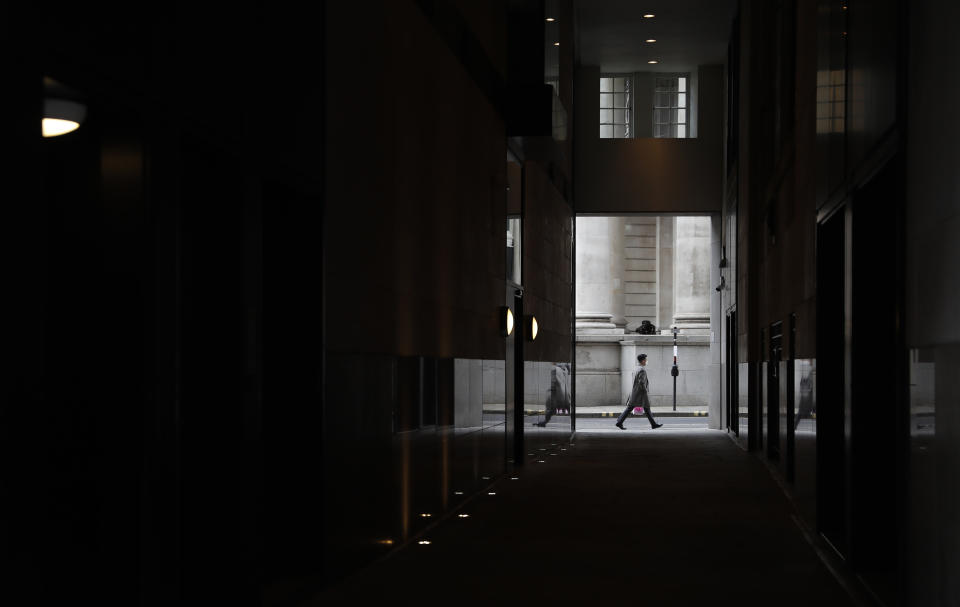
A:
678 124 686 138
506 217 522 284
600 77 613 92
678 77 687 93
528 361 571 431
600 94 612 108
613 109 625 124
600 109 613 123
600 125 613 138
678 93 687 108
614 124 626 138
614 77 625 92
678 109 687 123
613 93 625 108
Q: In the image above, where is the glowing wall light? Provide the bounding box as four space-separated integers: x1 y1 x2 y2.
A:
42 98 86 138
525 315 538 341
500 306 515 337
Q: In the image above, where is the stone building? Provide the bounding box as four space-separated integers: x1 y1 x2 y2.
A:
576 216 720 411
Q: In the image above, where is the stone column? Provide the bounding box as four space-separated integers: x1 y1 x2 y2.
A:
709 214 722 429
657 217 675 333
673 216 711 335
576 216 625 331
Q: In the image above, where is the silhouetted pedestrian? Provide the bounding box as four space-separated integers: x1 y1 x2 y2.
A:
616 354 662 430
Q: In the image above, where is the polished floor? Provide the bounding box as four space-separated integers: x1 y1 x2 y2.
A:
310 429 855 606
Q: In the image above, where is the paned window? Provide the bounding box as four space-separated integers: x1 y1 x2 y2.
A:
653 74 689 138
600 76 632 138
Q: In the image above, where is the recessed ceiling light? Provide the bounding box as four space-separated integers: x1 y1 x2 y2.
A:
648 60 659 64
646 39 657 43
553 42 560 46
546 17 556 22
643 13 655 18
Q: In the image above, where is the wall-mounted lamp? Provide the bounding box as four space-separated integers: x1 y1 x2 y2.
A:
525 315 539 341
43 98 86 138
43 78 86 138
500 306 515 337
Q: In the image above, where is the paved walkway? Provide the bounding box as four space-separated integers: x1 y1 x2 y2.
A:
484 404 710 417
309 430 856 606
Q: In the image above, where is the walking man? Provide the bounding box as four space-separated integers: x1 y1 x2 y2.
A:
616 353 662 430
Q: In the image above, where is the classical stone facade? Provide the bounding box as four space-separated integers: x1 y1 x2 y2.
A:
576 216 720 411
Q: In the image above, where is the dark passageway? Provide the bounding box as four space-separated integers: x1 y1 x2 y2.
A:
5 1 960 605
314 431 853 605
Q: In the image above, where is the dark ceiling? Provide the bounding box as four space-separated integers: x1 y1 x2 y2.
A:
577 0 738 73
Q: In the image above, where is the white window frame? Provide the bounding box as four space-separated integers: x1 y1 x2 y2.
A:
653 73 690 139
599 74 633 139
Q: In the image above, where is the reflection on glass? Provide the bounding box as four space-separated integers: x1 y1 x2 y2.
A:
738 363 749 440
794 360 816 435
909 348 935 439
816 69 846 134
532 362 571 428
507 217 522 285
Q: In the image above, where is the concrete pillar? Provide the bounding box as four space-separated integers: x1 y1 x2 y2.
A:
673 216 711 334
709 214 722 429
576 216 626 331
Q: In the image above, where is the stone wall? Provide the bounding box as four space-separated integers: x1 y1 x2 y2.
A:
577 334 712 407
623 217 658 327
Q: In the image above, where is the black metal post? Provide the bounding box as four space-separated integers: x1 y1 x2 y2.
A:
671 326 679 411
